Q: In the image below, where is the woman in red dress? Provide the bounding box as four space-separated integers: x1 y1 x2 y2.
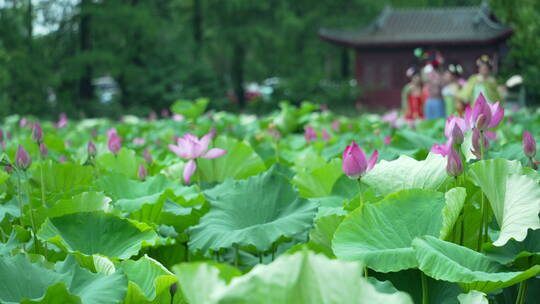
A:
404 68 425 120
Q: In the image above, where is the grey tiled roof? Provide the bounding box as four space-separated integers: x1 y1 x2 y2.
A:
320 4 512 47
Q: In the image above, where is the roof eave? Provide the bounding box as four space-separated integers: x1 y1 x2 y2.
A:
319 29 514 48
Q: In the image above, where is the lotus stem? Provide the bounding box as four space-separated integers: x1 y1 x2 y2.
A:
421 271 428 304
39 161 46 207
477 194 485 252
234 244 240 268
516 279 528 304
364 267 368 278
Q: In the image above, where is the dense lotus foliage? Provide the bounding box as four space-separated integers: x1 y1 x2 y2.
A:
0 99 539 303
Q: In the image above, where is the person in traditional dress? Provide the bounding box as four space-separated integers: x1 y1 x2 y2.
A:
459 55 501 106
402 67 424 120
442 62 463 116
423 52 446 119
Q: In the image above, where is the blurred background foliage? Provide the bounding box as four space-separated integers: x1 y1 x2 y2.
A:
0 0 537 118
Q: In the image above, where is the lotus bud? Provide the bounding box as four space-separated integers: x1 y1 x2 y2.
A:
523 130 536 158
32 122 43 143
143 148 152 164
15 145 32 170
39 143 48 158
108 133 122 155
138 164 147 181
451 124 464 145
342 141 377 179
304 126 317 143
384 136 392 145
91 128 98 139
471 128 489 159
59 155 66 163
446 148 463 177
87 141 97 158
321 129 330 142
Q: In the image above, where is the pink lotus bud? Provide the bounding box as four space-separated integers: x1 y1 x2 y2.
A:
471 128 489 159
15 145 32 170
321 130 330 142
523 130 536 158
39 143 48 158
331 120 340 132
20 118 28 128
143 148 152 164
304 126 317 143
138 164 147 180
56 113 68 128
87 141 97 158
342 141 377 179
32 122 43 143
450 124 464 145
108 133 122 155
470 94 493 130
446 148 463 177
384 136 392 145
91 128 98 139
59 155 66 163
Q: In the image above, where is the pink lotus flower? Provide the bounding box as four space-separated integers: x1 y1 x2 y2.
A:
20 118 29 128
342 141 378 179
523 130 536 158
32 122 43 143
431 139 453 156
87 141 97 158
321 129 330 142
108 132 122 155
304 126 317 143
168 133 227 184
446 148 463 177
465 93 504 131
143 148 152 164
138 164 147 181
15 145 32 170
55 113 68 129
132 138 146 146
382 110 399 128
106 128 117 138
172 114 184 121
39 143 48 158
384 136 392 145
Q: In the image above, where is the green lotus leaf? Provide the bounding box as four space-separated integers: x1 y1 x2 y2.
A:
171 98 209 119
0 197 19 221
197 137 266 183
96 148 142 179
363 153 448 196
484 229 540 265
31 161 93 195
374 269 463 304
97 173 176 207
0 254 127 304
457 290 488 304
440 187 467 240
469 159 540 246
412 236 540 293
292 158 343 198
308 214 345 258
120 255 176 303
333 189 446 272
189 169 318 253
47 192 112 218
174 250 413 304
37 211 158 259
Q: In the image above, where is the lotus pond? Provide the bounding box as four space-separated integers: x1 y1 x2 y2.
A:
0 99 539 304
